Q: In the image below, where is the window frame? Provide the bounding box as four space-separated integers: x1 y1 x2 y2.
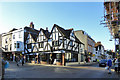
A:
27 43 32 49
38 42 44 48
13 35 15 39
17 43 20 48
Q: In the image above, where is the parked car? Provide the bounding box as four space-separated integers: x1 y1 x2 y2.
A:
99 59 107 67
114 58 120 72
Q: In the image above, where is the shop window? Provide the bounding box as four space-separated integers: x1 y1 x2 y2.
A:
56 54 62 62
41 54 47 61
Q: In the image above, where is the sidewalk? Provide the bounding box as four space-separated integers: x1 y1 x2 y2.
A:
66 62 98 66
26 61 98 67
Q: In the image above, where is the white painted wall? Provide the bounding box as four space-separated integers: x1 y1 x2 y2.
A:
12 28 24 52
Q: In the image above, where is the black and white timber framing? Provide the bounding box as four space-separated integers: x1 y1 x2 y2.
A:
24 24 84 62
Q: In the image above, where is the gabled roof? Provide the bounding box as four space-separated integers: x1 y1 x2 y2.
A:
50 24 72 39
24 27 39 42
50 24 83 44
75 35 84 44
9 28 18 32
39 28 50 39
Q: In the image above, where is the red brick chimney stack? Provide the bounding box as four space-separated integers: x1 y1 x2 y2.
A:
30 22 34 29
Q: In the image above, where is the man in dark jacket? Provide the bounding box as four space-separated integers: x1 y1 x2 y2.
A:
107 57 112 74
16 56 20 67
22 56 24 66
2 59 7 79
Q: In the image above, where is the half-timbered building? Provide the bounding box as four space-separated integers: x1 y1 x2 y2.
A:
36 28 50 64
25 24 84 65
46 24 83 65
24 23 39 62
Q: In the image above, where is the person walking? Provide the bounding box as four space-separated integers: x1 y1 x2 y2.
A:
2 57 7 79
107 57 112 74
22 56 24 66
16 56 20 67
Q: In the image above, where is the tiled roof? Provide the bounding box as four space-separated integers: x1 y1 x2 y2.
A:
9 28 18 32
51 24 83 44
51 24 71 39
40 28 50 39
24 27 39 42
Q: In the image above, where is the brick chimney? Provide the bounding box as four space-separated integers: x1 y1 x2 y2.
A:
97 41 101 44
46 27 48 31
30 22 34 29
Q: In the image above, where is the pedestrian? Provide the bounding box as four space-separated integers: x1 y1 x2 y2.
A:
97 59 99 63
113 58 117 63
107 57 112 74
2 57 7 79
22 56 24 66
16 56 20 67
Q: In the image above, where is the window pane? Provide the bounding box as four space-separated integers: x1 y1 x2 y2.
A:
14 43 16 48
17 43 20 48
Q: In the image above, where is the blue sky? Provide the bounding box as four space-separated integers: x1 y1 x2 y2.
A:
0 2 114 50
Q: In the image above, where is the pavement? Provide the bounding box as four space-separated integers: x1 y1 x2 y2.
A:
66 62 98 66
26 62 115 72
3 61 120 79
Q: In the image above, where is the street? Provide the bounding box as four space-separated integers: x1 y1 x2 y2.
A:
3 61 120 79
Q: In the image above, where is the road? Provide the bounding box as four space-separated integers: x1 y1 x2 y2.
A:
3 61 120 79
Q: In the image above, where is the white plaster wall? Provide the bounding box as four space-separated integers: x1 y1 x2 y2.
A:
12 28 24 52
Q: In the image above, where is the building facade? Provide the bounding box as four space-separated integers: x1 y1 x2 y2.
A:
1 28 18 60
74 30 95 62
25 24 84 65
12 28 24 62
95 42 105 61
1 23 84 66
